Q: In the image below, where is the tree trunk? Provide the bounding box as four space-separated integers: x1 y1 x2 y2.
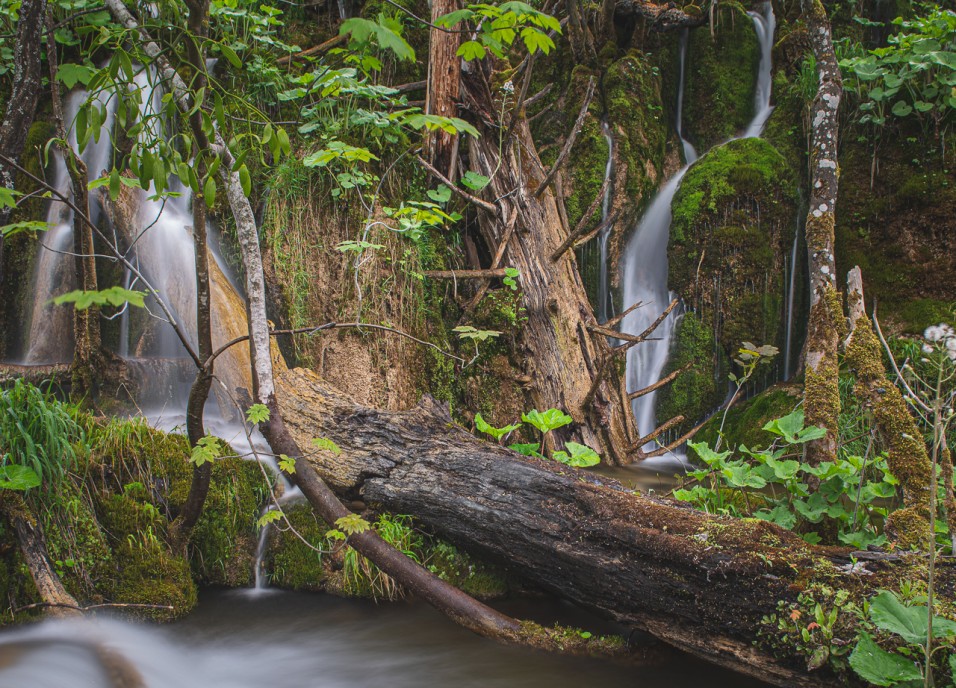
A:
461 65 637 464
0 492 80 618
424 0 461 176
276 365 953 687
0 0 45 282
170 0 216 550
46 24 100 398
801 0 843 467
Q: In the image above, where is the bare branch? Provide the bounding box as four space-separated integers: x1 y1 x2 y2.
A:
417 155 498 214
534 77 595 199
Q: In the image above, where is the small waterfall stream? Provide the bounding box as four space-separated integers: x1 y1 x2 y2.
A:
620 3 776 457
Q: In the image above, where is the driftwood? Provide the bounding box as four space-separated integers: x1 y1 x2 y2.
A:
277 367 954 687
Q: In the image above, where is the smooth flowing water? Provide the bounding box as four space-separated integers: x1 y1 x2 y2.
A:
620 4 776 464
596 121 615 323
0 590 768 688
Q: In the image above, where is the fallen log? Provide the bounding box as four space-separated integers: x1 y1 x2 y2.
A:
277 366 955 687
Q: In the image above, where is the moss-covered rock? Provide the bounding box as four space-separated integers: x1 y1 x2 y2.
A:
694 382 803 454
265 502 329 592
682 5 760 151
661 138 799 428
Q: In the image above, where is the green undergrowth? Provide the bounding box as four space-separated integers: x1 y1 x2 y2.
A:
266 507 510 600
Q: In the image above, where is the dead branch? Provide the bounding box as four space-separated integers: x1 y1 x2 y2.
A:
628 362 694 401
549 173 613 261
603 300 644 329
275 34 347 65
423 268 509 279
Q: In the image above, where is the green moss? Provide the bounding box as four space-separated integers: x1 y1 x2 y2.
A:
191 457 269 587
696 385 803 455
97 493 196 620
266 503 329 591
683 5 760 150
657 312 723 429
424 541 510 599
665 138 798 432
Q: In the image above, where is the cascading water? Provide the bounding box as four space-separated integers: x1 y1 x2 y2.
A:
783 218 801 380
22 89 118 364
620 4 776 458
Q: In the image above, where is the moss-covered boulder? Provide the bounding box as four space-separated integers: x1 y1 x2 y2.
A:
661 138 799 426
682 5 760 151
693 382 803 455
265 502 329 592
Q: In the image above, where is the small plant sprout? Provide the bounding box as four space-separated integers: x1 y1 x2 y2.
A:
246 403 270 425
189 435 221 467
453 325 502 364
312 437 342 455
552 442 600 468
474 413 521 443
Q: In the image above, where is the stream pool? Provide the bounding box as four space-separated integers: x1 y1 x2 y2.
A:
0 589 768 687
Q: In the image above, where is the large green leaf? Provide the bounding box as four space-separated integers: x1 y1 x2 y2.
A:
0 464 41 491
474 413 520 441
848 633 922 686
870 591 956 644
553 442 600 468
53 286 147 310
521 408 572 433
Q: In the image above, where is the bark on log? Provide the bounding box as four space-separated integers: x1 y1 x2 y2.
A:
461 66 638 464
277 366 954 686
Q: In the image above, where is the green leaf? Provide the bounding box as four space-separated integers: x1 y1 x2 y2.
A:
53 287 146 310
203 175 217 209
335 513 370 536
869 591 956 644
0 464 42 491
457 40 487 61
521 408 573 433
312 437 342 456
687 441 732 467
762 409 806 442
891 100 913 117
245 403 270 424
336 240 385 253
190 435 220 467
1 220 51 237
555 441 600 467
754 505 797 530
721 462 767 489
508 442 542 458
427 185 452 203
452 325 502 342
220 43 242 68
460 171 490 191
278 454 296 474
56 63 94 89
474 413 520 441
238 164 251 197
257 509 283 527
849 633 922 686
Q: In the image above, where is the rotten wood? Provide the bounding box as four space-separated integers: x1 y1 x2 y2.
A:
424 0 462 176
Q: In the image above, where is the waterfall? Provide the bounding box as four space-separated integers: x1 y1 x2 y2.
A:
783 221 800 379
22 89 118 364
620 3 776 456
596 120 615 323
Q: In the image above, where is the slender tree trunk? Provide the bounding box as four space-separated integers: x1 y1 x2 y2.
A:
0 0 45 281
801 0 843 466
424 0 461 176
46 22 100 397
171 0 216 548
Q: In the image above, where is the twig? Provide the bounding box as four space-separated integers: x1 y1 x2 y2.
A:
603 300 644 329
275 34 347 65
13 601 174 613
549 174 613 261
423 268 508 279
628 362 694 401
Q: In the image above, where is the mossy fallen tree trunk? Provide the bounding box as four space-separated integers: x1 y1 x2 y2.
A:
277 366 955 687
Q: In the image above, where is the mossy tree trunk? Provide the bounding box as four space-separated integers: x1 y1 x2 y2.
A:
845 267 934 549
0 0 45 282
801 0 843 466
461 62 638 464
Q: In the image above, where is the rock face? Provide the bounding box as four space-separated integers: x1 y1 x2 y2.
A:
660 138 799 429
